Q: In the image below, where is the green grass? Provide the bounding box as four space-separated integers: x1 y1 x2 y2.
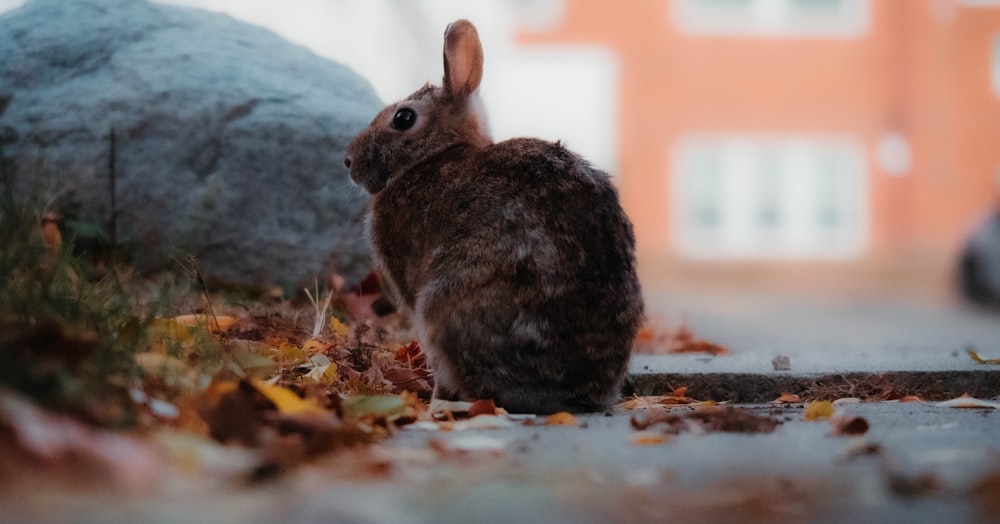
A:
0 169 163 427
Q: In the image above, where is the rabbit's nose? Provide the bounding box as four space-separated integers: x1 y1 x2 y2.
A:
344 155 352 169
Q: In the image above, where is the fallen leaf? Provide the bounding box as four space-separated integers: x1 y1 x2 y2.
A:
886 471 941 497
967 349 1000 365
329 317 351 339
770 392 802 404
633 320 730 355
631 431 672 446
248 378 326 415
430 399 474 416
0 391 163 488
617 388 701 410
898 395 923 403
831 415 869 436
468 399 499 417
303 354 338 386
803 401 835 421
429 434 506 456
686 407 781 433
173 314 237 334
342 394 408 420
545 412 579 426
453 415 515 430
934 394 1000 409
970 468 1000 520
630 410 683 432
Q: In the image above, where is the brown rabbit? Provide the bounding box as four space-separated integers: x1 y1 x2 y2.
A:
344 19 643 413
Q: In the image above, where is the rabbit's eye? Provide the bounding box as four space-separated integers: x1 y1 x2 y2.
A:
392 108 417 131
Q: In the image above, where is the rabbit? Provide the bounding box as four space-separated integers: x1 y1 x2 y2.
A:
343 19 644 413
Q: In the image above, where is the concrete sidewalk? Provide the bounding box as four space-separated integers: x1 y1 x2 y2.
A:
634 290 1000 402
3 292 998 524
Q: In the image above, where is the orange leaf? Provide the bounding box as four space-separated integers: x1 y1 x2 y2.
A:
468 399 498 417
771 392 803 404
546 412 579 426
631 431 672 446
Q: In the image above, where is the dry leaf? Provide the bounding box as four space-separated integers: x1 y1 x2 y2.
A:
173 314 237 334
803 401 835 421
967 349 1000 365
617 388 701 410
633 320 730 355
545 412 579 426
970 468 1000 519
329 317 351 339
429 434 506 456
468 399 499 417
770 392 802 404
830 415 869 436
631 431 672 446
0 391 163 487
453 415 515 430
898 395 923 403
248 378 326 415
934 394 1000 409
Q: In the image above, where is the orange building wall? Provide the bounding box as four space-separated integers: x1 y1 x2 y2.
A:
520 0 1000 290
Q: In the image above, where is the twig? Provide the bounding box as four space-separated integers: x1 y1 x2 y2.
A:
176 255 221 334
108 127 118 260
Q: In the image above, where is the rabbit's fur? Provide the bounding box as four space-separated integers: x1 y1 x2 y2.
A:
345 19 643 413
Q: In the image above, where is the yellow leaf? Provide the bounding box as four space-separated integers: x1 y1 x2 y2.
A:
247 378 325 415
304 355 338 385
277 342 307 363
173 314 237 334
148 318 196 344
330 317 351 339
803 400 835 421
631 431 672 446
302 339 325 354
968 349 1000 365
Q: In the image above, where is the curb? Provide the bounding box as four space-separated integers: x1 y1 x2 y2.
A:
625 369 1000 403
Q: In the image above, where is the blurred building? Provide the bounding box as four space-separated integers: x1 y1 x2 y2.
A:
520 0 1000 298
5 0 997 297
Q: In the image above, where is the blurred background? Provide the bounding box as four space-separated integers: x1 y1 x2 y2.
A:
3 0 998 348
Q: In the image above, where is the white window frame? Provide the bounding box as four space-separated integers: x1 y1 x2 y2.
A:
672 0 870 38
993 33 1000 96
670 134 868 260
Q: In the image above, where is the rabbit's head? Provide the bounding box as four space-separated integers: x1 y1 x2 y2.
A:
345 19 492 194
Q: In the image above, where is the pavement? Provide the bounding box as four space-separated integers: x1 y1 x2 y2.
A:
632 289 1000 403
4 290 1000 523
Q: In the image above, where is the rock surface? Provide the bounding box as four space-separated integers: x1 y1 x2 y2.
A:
0 0 382 288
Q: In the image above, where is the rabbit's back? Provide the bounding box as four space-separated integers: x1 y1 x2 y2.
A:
372 138 642 413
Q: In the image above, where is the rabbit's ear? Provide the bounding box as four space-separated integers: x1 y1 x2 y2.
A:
443 19 483 100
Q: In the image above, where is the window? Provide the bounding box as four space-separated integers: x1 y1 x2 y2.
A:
672 0 869 37
994 34 1000 96
671 135 867 259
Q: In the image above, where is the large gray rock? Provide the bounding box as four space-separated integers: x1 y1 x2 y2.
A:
0 0 381 288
